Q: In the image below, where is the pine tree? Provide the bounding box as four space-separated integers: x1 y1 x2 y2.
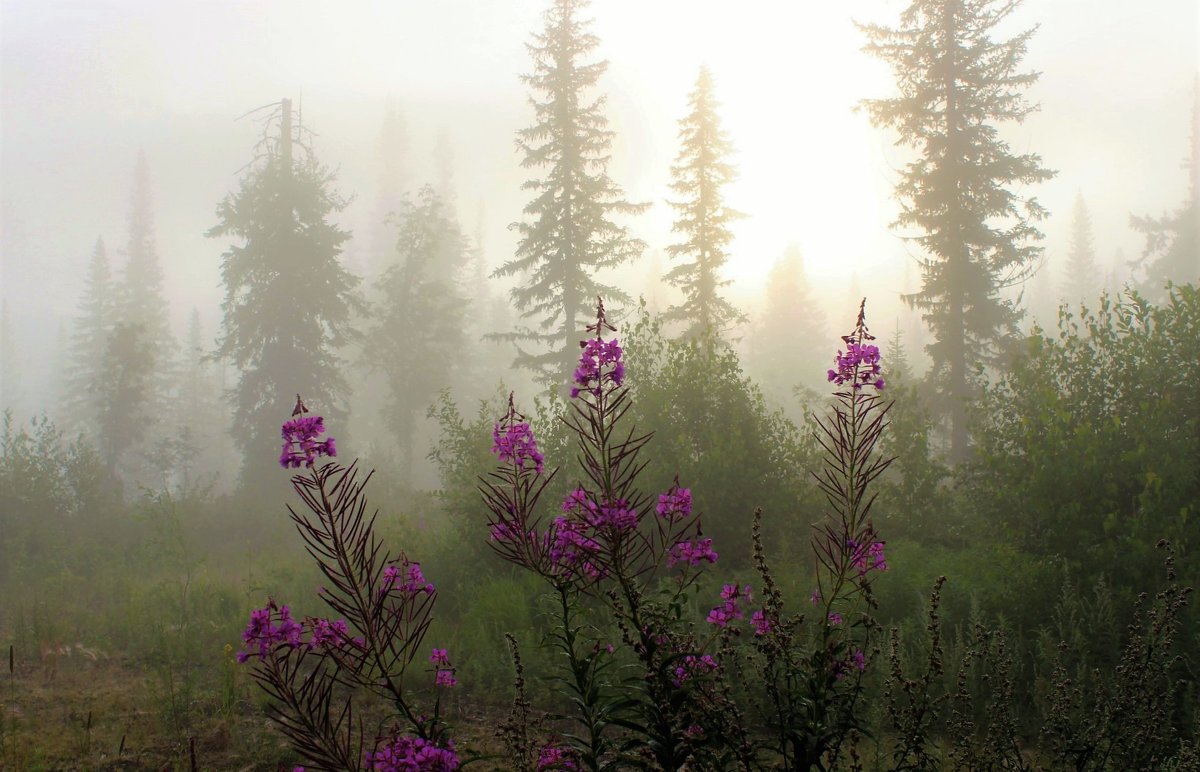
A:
94 321 155 475
368 100 409 282
495 0 647 381
861 0 1055 461
663 65 745 339
1060 192 1099 305
117 150 176 400
62 238 115 432
1131 77 1200 295
208 99 363 487
747 245 828 410
0 299 19 415
363 186 469 482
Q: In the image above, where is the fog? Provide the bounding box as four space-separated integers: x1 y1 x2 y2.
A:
2 0 1196 418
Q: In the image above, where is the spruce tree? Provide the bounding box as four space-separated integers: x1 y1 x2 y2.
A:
861 0 1055 461
62 238 115 433
1131 78 1200 294
663 65 745 339
209 99 363 488
94 321 155 476
363 185 469 482
1060 191 1099 305
495 0 647 381
748 244 828 411
117 150 176 401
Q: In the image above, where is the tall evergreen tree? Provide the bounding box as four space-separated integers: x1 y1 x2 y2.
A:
663 65 745 339
62 238 115 432
368 99 409 282
1131 77 1200 294
117 150 176 398
747 244 828 411
495 0 647 381
1060 191 1099 305
0 299 19 415
363 185 469 483
94 321 155 476
208 99 363 487
861 0 1055 461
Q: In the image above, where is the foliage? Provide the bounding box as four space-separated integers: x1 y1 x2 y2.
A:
61 238 115 435
494 0 647 381
860 0 1055 459
364 185 470 481
662 65 745 339
623 306 818 564
208 101 364 490
967 285 1200 595
1131 79 1199 295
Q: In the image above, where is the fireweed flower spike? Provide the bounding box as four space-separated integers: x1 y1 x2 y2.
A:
279 401 337 468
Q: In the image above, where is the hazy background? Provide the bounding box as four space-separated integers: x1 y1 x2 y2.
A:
2 0 1196 418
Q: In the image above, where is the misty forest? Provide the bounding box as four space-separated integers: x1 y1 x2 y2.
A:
1 0 1198 769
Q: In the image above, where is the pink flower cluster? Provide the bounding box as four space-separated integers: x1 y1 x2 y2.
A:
827 342 885 391
536 743 580 770
847 538 887 575
667 538 719 567
237 602 360 662
364 735 460 771
238 599 303 661
430 648 457 688
571 337 625 398
656 486 693 521
279 415 337 468
707 584 751 627
382 561 436 596
491 421 545 474
548 516 605 580
671 653 719 687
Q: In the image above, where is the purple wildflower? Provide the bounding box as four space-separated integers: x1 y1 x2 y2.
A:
309 618 350 649
279 414 337 468
571 337 624 398
707 584 751 627
364 735 459 771
671 654 719 687
536 743 580 770
828 612 844 626
238 599 303 661
827 340 884 391
668 538 719 567
750 609 771 636
491 421 545 474
852 649 867 671
381 560 436 596
435 668 458 688
847 538 887 576
656 485 693 521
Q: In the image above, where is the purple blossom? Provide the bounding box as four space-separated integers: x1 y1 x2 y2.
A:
852 649 867 671
491 421 545 474
707 584 751 627
435 668 458 688
846 538 888 576
810 589 822 605
364 735 460 771
238 599 303 662
536 743 580 770
549 517 605 580
671 653 719 687
827 341 885 391
309 618 350 649
571 337 624 398
828 613 844 626
668 538 719 567
279 414 337 468
750 609 771 636
656 486 693 521
430 648 450 667
381 561 436 596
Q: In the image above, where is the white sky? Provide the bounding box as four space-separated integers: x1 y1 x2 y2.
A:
1 0 1197 411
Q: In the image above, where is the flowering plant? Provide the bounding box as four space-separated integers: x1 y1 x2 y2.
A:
236 399 461 770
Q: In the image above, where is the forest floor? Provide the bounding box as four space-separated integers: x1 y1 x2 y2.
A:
0 651 507 771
